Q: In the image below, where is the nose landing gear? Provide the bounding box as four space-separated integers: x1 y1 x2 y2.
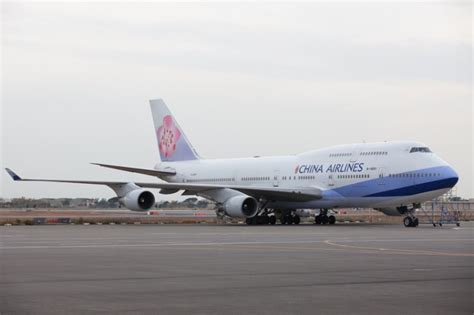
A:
399 204 420 228
403 216 419 228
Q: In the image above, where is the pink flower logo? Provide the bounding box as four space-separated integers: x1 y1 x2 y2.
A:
294 165 299 174
157 115 181 157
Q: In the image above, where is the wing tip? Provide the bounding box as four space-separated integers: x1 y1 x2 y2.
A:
5 168 22 181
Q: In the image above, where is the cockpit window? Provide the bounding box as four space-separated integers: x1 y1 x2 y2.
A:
410 147 432 153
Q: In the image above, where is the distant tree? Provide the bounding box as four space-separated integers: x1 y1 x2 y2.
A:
169 201 178 209
107 197 120 208
183 197 198 204
196 200 209 208
159 201 170 208
97 198 108 208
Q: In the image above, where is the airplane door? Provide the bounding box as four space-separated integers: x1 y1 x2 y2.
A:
328 174 335 187
350 146 360 162
273 170 280 187
378 167 387 185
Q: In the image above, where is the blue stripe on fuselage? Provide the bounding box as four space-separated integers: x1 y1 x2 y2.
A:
332 166 458 198
363 177 458 197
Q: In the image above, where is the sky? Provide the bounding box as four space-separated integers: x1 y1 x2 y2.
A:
1 1 473 199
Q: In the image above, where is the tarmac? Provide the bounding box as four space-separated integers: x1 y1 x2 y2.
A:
0 223 473 314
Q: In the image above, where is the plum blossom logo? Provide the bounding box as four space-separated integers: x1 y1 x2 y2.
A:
294 165 299 174
157 115 181 157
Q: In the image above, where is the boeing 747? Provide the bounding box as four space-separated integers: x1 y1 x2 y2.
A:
6 99 459 227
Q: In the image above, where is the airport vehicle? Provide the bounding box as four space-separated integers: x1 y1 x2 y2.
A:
5 99 459 227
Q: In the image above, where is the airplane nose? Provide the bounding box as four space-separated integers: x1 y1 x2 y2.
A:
446 166 459 188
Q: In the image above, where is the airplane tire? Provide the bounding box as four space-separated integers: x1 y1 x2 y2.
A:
261 215 270 225
328 215 336 225
403 216 413 228
269 216 276 225
286 215 293 225
413 218 419 227
321 215 329 225
315 216 322 225
293 215 300 225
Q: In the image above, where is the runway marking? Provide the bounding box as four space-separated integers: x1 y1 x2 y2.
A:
1 236 473 254
221 242 474 256
0 240 327 250
325 238 474 243
323 240 474 257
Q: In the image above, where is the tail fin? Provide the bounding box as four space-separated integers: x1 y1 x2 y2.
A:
150 99 200 162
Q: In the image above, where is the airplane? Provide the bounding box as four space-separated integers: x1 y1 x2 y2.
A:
5 99 459 227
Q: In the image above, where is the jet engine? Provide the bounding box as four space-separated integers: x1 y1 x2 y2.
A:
223 195 259 218
120 189 155 211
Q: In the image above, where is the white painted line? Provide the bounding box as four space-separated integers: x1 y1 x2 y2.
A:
0 240 328 250
2 237 473 250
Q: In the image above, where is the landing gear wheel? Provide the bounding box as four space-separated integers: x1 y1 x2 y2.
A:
315 215 328 225
321 215 329 225
328 215 336 225
315 215 321 225
269 216 276 225
261 215 270 225
403 216 413 228
413 218 419 227
293 215 301 225
280 214 293 225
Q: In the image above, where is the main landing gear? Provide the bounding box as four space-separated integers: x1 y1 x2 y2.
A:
245 209 301 225
314 209 336 225
280 212 301 225
245 211 277 225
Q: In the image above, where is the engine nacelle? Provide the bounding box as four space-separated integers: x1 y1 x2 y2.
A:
223 195 258 218
120 189 155 211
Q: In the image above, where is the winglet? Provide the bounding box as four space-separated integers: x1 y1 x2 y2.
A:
5 168 22 181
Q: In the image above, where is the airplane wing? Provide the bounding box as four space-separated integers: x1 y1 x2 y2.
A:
91 163 176 176
5 168 322 202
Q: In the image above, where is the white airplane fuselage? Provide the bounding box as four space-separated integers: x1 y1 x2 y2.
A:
158 141 458 214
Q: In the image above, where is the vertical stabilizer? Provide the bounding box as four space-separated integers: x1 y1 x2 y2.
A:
150 99 200 162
